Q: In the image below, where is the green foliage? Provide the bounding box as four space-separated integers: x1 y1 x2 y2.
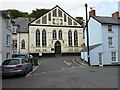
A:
75 17 85 27
8 8 50 19
29 8 50 18
8 9 29 19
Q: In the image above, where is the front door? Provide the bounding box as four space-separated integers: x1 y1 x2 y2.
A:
55 41 61 55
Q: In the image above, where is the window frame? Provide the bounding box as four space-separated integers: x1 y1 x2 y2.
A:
108 37 113 48
68 30 72 47
21 39 25 49
53 30 57 40
111 52 117 62
74 30 78 47
6 34 10 47
59 30 62 40
36 30 40 47
42 30 46 47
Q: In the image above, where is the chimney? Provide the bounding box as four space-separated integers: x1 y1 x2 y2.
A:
89 10 96 17
112 11 119 18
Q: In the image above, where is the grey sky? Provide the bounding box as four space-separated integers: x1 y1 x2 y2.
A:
0 0 120 19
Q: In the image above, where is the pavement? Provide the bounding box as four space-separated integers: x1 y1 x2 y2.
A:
2 56 119 88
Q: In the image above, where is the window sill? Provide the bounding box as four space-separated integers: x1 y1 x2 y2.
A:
21 48 25 49
109 46 114 48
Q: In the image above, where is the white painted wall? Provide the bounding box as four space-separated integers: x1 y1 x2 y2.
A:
17 33 28 54
83 17 119 66
85 17 102 46
0 13 13 64
29 26 83 54
118 1 120 17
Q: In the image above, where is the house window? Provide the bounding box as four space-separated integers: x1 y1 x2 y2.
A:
48 12 51 21
108 25 112 32
53 9 57 17
68 30 72 47
13 40 17 49
59 30 62 40
99 53 103 66
42 15 47 24
108 37 113 47
74 31 78 47
6 53 10 59
21 40 25 49
53 30 57 40
36 19 40 24
58 9 62 17
6 35 10 47
42 30 46 47
111 52 117 62
68 17 72 25
64 14 67 22
36 30 40 47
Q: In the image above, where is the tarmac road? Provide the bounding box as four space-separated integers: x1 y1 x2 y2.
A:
2 56 118 88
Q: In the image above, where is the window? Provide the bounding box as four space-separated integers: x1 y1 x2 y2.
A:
108 25 112 32
68 17 72 25
48 12 51 21
36 30 40 47
108 37 113 47
68 30 72 47
53 30 57 40
64 14 67 22
42 30 46 47
58 9 62 17
53 9 57 17
74 21 77 25
111 52 117 62
6 35 10 47
21 40 25 49
13 40 17 49
59 30 62 40
36 19 40 24
6 53 10 59
42 15 47 24
74 31 78 47
99 53 103 66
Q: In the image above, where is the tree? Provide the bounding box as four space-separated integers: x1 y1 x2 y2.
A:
8 9 29 19
75 17 85 27
29 8 50 18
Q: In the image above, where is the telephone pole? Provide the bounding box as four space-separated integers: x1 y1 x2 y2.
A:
85 3 90 66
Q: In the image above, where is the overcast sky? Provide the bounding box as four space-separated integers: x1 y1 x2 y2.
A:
0 0 120 19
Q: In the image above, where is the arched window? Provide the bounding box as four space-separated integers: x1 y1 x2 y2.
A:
74 31 78 47
36 30 40 47
42 30 46 47
21 39 25 49
59 30 62 40
53 30 57 40
68 30 72 47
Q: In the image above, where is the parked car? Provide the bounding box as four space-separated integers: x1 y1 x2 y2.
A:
2 58 33 77
12 54 33 59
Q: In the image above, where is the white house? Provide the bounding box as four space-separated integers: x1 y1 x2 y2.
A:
12 17 35 55
81 9 120 66
0 10 13 64
29 5 83 57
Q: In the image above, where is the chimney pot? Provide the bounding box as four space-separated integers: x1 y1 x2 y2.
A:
112 11 119 18
89 10 96 17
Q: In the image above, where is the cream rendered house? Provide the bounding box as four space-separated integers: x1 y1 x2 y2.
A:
29 5 83 56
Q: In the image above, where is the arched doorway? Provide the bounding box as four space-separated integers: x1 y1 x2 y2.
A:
55 41 61 55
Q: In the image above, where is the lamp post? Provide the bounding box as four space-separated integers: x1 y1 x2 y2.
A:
85 3 90 66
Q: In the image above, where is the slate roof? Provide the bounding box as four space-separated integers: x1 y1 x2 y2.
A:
13 17 35 33
92 16 120 25
80 43 102 52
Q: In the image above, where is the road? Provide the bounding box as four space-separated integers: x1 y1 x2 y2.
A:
2 56 118 88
